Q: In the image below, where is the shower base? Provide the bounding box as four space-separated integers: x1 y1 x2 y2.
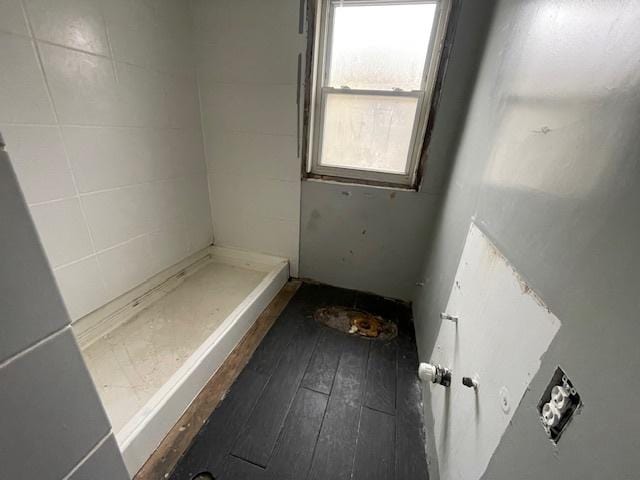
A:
74 246 288 476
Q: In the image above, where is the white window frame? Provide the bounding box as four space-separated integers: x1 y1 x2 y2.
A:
306 0 452 188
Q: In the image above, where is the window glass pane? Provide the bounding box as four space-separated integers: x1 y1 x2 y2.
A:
319 93 418 174
328 3 437 91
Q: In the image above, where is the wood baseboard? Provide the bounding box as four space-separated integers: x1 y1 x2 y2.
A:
133 280 301 480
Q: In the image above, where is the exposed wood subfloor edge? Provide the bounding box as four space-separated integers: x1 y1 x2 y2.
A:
133 280 302 480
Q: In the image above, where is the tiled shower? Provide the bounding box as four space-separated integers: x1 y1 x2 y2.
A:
1 0 302 322
1 0 303 476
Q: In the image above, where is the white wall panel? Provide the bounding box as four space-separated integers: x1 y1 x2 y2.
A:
429 223 561 480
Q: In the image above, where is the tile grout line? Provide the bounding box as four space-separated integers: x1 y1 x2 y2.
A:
27 170 208 208
17 0 109 298
51 232 148 272
0 325 69 370
0 28 196 78
99 4 119 83
0 121 201 129
61 431 113 480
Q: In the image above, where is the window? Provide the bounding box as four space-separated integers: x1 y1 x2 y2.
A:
305 0 452 188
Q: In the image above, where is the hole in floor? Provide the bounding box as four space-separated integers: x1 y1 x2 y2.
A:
191 473 215 480
314 306 397 340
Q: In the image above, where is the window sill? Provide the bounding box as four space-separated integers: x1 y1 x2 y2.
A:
302 173 420 192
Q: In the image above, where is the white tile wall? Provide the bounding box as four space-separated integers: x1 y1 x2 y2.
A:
2 125 75 203
40 43 122 125
194 0 304 275
206 131 300 182
81 184 155 250
24 0 110 55
0 32 55 123
30 197 94 267
201 83 298 136
0 0 28 36
98 235 156 300
54 256 108 320
1 0 212 321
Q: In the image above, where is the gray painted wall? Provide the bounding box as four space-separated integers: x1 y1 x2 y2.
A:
300 1 493 301
0 150 128 478
413 0 640 478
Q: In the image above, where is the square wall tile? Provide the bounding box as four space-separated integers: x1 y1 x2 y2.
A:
3 125 76 204
67 435 128 480
0 329 110 479
210 210 248 251
24 0 109 55
248 176 300 222
148 224 190 275
0 33 55 124
192 0 299 46
246 215 299 261
209 171 252 222
196 31 300 85
201 83 297 136
54 255 108 321
156 30 194 74
117 62 168 127
0 156 69 363
154 0 192 35
165 74 201 128
98 234 155 301
190 0 221 45
101 0 151 28
81 184 156 251
107 19 158 71
179 175 213 251
62 126 157 192
206 131 299 182
30 197 94 268
186 212 214 254
0 0 28 35
168 128 207 177
40 43 121 125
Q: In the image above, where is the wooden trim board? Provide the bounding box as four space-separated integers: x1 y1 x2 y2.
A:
133 280 301 480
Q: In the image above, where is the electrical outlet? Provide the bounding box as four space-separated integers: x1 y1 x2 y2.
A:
537 367 581 443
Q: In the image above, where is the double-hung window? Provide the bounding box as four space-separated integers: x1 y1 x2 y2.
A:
306 0 451 188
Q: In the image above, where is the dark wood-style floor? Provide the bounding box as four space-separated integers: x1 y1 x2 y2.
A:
169 283 429 480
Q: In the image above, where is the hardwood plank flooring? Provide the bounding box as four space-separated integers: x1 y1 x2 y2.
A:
170 282 428 480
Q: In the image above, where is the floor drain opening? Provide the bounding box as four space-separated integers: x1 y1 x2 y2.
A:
314 306 397 340
191 473 215 480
